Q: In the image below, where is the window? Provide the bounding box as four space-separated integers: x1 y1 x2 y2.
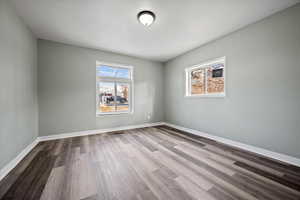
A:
186 57 225 97
96 62 133 115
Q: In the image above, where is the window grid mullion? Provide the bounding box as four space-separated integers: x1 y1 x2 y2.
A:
114 81 117 111
99 77 131 83
205 67 208 94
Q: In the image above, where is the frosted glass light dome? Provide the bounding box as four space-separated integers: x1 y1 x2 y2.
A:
137 11 155 26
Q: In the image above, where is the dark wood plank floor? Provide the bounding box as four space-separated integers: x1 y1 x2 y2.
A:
0 125 300 200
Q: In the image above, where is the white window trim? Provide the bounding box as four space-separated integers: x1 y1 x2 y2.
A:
96 61 134 116
185 56 226 98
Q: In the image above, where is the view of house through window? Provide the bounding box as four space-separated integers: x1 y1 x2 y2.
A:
96 63 133 114
186 57 225 97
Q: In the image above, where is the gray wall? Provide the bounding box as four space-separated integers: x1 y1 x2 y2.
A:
38 40 164 136
0 0 38 170
164 4 300 158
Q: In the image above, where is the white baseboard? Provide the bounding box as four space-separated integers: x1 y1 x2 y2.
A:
38 122 165 141
162 122 300 167
0 138 39 182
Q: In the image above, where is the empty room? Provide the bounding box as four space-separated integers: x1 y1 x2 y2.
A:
1 0 300 199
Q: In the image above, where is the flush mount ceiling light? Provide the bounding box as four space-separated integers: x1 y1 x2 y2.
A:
137 10 156 27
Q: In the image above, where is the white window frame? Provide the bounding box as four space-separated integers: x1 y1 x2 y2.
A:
185 57 226 98
96 61 134 116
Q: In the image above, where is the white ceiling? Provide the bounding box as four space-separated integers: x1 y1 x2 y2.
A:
11 0 299 62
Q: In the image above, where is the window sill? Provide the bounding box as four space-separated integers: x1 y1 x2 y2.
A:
96 111 133 117
185 93 225 98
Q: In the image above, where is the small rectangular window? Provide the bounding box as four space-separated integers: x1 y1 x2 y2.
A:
186 57 225 97
96 62 133 115
98 82 116 113
116 83 130 112
96 65 131 79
